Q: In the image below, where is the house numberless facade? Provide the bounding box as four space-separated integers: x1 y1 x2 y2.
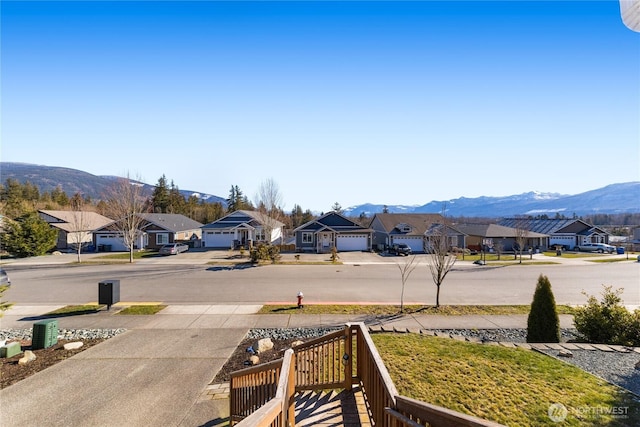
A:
201 210 284 249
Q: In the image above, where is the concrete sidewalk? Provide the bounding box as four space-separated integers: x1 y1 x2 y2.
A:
0 305 574 427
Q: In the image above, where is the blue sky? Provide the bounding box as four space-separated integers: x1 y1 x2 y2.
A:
2 1 638 212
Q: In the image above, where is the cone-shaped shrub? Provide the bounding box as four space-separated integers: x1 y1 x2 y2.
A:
527 274 560 343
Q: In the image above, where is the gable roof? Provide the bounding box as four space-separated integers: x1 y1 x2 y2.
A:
39 210 113 232
370 213 444 235
201 210 284 230
498 218 604 235
294 211 371 233
456 223 548 238
139 213 203 233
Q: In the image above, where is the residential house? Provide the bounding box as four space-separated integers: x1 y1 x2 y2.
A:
498 218 610 251
294 211 372 253
423 223 467 252
368 213 444 253
93 213 203 252
39 210 113 250
201 210 284 249
455 223 548 253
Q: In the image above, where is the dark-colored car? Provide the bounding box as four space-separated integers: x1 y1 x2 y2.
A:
159 243 189 256
390 243 412 256
1 268 11 287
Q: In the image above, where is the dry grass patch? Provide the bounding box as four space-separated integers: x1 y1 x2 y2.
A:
372 333 639 426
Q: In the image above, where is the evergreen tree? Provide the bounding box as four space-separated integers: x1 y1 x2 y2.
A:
50 185 69 206
0 212 58 257
151 175 170 213
527 274 560 343
167 180 186 213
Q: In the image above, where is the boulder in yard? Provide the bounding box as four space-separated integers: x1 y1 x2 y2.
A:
19 350 37 365
255 338 274 354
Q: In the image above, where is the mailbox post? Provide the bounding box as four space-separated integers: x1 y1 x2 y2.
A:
99 279 120 310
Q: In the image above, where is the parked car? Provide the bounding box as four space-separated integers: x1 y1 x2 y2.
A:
0 268 11 287
159 243 189 255
389 243 412 256
574 243 616 254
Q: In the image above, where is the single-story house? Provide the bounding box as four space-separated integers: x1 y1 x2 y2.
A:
294 211 373 253
39 210 113 250
201 210 284 249
368 213 444 253
498 218 610 251
455 223 548 252
423 223 467 252
93 213 203 252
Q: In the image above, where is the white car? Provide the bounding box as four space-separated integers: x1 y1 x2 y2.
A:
574 243 616 254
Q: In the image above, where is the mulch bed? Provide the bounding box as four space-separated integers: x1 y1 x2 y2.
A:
212 337 304 384
1 339 105 389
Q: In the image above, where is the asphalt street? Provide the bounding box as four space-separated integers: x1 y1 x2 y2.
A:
2 252 638 307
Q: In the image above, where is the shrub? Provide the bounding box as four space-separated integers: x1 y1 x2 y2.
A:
249 243 281 263
526 274 560 343
573 285 640 346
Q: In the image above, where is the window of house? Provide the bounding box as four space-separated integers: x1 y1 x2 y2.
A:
302 232 313 243
255 229 266 241
156 233 169 245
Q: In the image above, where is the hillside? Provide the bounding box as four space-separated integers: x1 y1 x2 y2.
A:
0 162 226 205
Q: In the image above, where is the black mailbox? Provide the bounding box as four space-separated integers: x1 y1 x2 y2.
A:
99 279 120 310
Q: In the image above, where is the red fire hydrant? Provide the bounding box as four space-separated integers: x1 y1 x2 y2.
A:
297 291 304 309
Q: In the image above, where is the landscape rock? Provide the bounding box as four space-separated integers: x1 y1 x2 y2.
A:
249 355 260 365
635 361 640 370
63 342 84 350
18 350 36 365
291 340 304 348
558 350 573 358
255 338 274 353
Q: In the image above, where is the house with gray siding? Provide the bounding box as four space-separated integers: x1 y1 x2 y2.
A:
498 218 609 251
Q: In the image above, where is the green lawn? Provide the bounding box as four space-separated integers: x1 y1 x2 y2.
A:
258 304 575 315
373 333 639 426
117 304 167 315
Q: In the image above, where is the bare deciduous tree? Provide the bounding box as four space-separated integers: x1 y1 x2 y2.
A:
426 209 457 308
513 216 530 264
103 175 150 263
397 255 419 313
69 193 89 263
254 178 285 245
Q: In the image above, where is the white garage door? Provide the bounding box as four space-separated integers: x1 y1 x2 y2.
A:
336 235 368 251
392 237 424 253
205 231 234 248
95 234 128 252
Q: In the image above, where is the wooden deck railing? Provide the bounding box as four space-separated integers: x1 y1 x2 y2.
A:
230 349 295 426
229 323 505 427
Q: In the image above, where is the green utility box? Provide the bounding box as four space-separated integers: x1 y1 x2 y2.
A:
32 319 58 349
0 341 22 358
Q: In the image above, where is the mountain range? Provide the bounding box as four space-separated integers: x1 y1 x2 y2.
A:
1 162 638 217
343 182 640 218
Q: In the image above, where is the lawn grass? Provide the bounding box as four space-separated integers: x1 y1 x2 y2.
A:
541 251 600 259
258 304 575 315
46 304 105 315
93 251 158 260
373 333 639 426
117 305 167 315
587 258 636 263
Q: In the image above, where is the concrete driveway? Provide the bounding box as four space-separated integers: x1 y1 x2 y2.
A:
0 328 247 427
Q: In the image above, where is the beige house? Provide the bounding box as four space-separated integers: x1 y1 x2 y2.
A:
39 210 114 250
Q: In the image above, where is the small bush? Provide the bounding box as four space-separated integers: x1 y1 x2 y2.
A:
526 274 560 343
573 285 640 346
250 243 281 263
